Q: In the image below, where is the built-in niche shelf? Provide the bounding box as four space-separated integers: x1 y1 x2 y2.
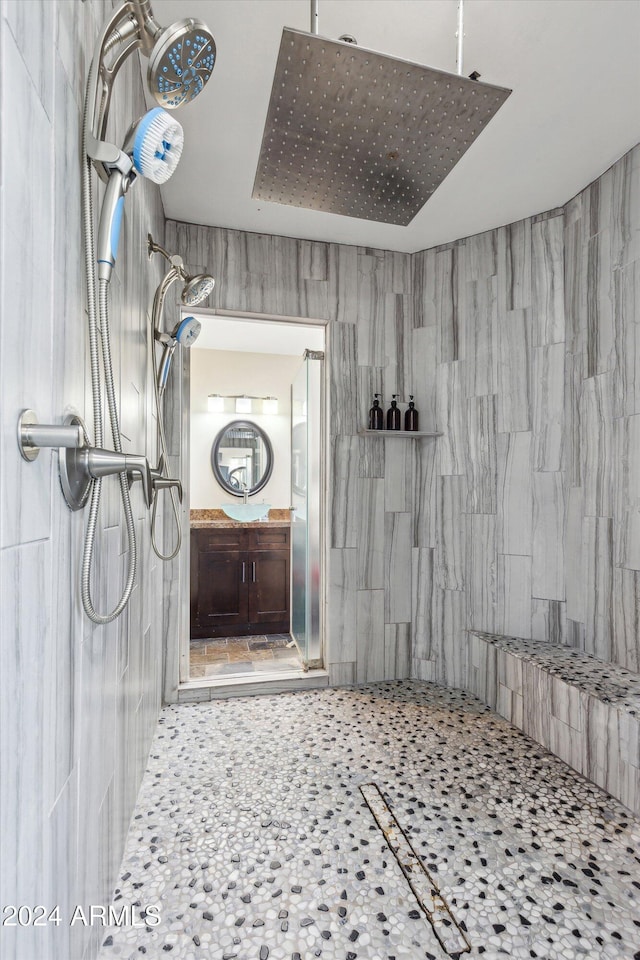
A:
359 429 442 438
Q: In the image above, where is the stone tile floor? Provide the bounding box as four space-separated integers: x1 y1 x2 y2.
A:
190 634 304 679
100 682 640 960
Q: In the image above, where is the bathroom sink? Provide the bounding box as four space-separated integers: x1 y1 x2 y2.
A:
221 503 271 522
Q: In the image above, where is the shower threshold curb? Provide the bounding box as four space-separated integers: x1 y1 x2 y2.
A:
177 668 330 701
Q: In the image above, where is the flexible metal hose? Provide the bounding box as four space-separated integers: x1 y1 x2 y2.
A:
80 43 138 624
150 342 182 561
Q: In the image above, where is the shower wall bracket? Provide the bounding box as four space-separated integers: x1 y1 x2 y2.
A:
17 409 154 512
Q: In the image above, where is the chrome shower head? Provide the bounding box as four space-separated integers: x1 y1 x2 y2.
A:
131 1 216 108
147 19 216 108
181 274 215 306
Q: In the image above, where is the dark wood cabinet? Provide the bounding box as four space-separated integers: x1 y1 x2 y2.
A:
190 525 290 639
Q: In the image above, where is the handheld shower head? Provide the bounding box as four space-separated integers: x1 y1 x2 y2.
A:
156 317 201 392
173 315 202 347
181 274 215 306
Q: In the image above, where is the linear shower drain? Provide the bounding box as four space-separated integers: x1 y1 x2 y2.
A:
359 783 471 956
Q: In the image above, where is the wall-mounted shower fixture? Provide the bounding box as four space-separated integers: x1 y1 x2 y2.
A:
147 234 215 561
253 0 510 225
73 1 215 622
17 411 154 512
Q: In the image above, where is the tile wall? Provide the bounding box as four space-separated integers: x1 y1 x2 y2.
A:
0 2 168 958
414 144 640 684
167 143 639 694
165 219 417 690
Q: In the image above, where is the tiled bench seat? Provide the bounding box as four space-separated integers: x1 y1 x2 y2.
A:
467 631 640 817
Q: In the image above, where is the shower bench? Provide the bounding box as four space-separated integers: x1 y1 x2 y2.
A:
467 631 640 817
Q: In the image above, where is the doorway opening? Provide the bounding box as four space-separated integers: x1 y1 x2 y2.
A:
184 314 325 684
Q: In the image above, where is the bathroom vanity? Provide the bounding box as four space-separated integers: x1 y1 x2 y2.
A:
190 517 290 639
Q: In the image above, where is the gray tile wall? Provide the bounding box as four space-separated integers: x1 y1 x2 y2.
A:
165 220 418 686
167 143 639 692
0 3 167 958
414 145 640 682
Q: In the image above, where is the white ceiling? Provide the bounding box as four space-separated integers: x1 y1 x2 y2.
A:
149 0 640 254
193 314 325 354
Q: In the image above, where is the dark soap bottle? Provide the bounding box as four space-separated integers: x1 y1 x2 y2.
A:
404 395 419 431
386 394 401 430
368 393 383 430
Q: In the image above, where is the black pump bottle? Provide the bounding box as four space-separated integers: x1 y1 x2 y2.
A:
404 395 419 431
368 393 383 430
386 395 401 430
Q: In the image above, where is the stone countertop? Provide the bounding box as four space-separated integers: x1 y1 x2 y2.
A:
190 508 291 529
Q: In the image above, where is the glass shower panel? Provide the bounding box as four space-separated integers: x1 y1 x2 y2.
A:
290 350 323 667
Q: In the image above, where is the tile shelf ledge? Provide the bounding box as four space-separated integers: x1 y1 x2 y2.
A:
359 428 442 438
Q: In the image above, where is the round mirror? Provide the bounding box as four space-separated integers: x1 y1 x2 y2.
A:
211 420 274 497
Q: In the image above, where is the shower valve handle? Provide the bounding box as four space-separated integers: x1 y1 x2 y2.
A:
151 474 184 504
86 449 153 508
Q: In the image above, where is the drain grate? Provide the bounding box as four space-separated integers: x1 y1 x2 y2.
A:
253 28 511 225
360 782 471 956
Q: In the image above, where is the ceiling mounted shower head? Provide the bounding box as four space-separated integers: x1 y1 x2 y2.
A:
181 274 215 306
253 28 511 225
147 19 216 108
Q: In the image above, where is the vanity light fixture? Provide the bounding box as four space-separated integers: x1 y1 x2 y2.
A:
207 394 279 415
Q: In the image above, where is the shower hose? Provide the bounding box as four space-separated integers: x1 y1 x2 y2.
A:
80 40 137 624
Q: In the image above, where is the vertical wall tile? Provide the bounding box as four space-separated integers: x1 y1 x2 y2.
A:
498 554 532 638
613 260 640 418
328 549 357 665
611 145 640 269
532 471 565 601
581 373 613 518
384 438 413 512
466 395 497 514
584 517 613 661
412 248 437 328
412 547 434 660
565 486 586 624
436 361 466 476
466 514 497 633
497 308 531 433
532 343 565 472
464 277 498 398
384 512 412 623
612 567 640 672
497 219 532 312
613 414 640 570
436 475 466 591
433 587 468 688
356 590 385 682
436 247 463 362
330 436 358 548
384 623 411 680
413 439 437 549
531 214 565 345
496 431 532 555
327 242 359 323
411 325 437 430
329 322 358 436
587 230 615 376
356 478 385 589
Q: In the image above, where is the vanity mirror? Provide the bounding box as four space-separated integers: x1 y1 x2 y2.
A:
211 420 273 497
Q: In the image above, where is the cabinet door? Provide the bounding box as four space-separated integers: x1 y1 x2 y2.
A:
190 532 249 637
248 550 290 627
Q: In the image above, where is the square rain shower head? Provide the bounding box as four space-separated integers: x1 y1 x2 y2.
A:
253 28 512 226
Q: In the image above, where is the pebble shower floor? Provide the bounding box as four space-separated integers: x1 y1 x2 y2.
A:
100 682 640 960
